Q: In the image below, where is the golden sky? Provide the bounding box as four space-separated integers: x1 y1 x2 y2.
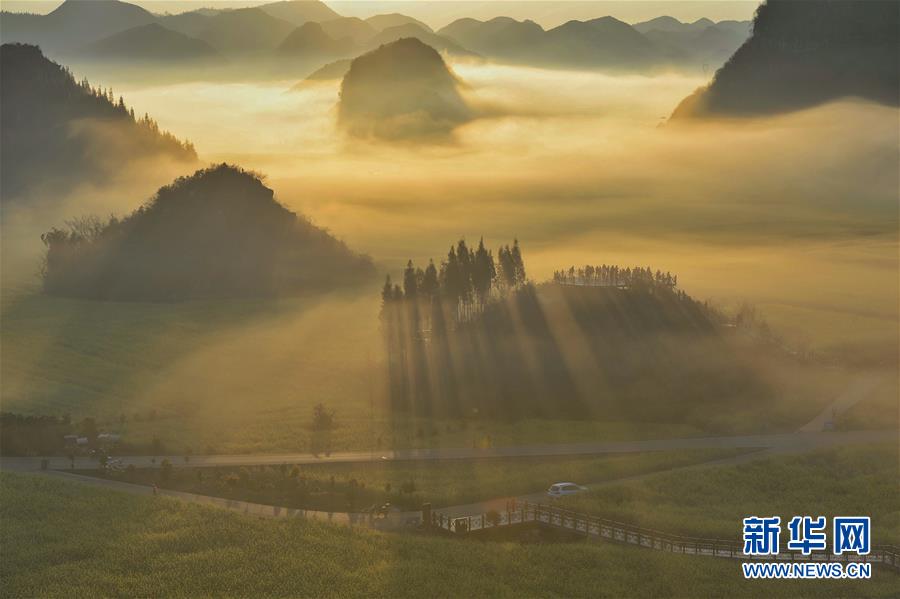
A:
0 0 760 27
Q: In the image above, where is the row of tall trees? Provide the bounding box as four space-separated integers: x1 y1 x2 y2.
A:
382 238 526 323
380 238 528 417
553 264 677 289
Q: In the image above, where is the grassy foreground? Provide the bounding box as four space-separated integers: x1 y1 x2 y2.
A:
2 472 897 598
560 443 900 544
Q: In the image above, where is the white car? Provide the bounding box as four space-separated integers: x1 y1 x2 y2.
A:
547 482 588 498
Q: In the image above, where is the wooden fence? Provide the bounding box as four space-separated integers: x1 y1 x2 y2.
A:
433 502 900 572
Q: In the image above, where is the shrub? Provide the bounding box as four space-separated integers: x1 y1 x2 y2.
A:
311 403 335 431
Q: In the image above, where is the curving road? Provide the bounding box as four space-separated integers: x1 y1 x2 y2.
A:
3 374 895 529
2 429 895 474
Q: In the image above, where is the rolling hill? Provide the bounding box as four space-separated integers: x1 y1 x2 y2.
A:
40 164 374 300
671 0 900 118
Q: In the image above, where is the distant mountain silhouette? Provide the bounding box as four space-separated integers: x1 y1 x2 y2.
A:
365 23 474 57
299 58 352 83
75 23 221 63
440 16 672 69
2 1 751 76
0 0 156 54
541 17 660 68
338 38 473 140
193 8 296 55
632 15 685 34
319 17 377 44
633 16 715 34
158 9 218 38
639 18 750 66
439 17 544 61
40 164 374 300
278 22 357 58
1 0 331 59
365 13 432 33
0 44 196 202
672 0 900 118
257 0 340 26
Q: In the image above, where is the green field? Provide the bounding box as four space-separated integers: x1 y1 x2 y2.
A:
82 449 742 511
560 443 900 544
2 282 879 456
2 472 897 598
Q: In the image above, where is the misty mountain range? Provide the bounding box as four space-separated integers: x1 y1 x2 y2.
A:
439 15 750 71
1 0 749 72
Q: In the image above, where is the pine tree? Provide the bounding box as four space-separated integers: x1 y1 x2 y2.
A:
511 239 525 286
382 275 394 305
403 260 418 298
421 260 439 298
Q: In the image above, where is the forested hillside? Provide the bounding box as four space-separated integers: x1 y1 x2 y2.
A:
672 0 899 117
0 43 196 201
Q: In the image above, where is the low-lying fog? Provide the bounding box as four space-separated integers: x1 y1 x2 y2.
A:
2 61 896 446
3 62 898 354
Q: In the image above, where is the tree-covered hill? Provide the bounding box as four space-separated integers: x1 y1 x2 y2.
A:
671 0 899 118
338 38 472 140
40 164 374 300
379 241 768 427
0 43 196 202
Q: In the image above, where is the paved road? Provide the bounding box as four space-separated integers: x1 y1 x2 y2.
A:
4 374 895 529
797 373 883 433
433 375 896 520
3 429 895 473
